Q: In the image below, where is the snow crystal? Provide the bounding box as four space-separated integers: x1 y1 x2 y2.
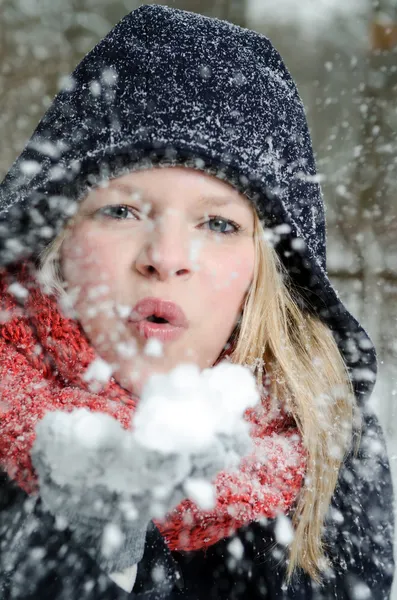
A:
116 341 137 359
144 338 163 358
29 140 62 159
20 160 42 176
101 67 118 86
101 523 124 558
273 223 291 236
48 165 68 181
350 582 371 600
115 304 131 319
87 285 110 301
358 337 374 351
183 478 215 510
7 282 29 301
83 357 113 385
30 547 46 561
228 537 244 560
151 564 166 584
54 515 69 531
274 514 294 545
58 74 76 93
352 368 376 383
199 65 212 80
89 80 101 97
189 238 203 264
291 238 306 252
39 226 54 239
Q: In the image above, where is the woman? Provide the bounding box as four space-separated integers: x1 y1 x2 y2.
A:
0 4 394 599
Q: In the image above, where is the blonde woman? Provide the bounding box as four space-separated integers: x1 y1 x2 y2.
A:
0 5 393 600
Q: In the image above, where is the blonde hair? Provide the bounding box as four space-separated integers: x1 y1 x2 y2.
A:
231 213 355 581
38 210 355 582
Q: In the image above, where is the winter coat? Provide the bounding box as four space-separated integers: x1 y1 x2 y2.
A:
0 4 394 599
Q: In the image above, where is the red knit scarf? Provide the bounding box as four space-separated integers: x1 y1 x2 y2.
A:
0 264 306 552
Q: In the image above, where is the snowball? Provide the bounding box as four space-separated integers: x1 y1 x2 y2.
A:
133 362 258 453
34 361 259 518
201 361 259 432
133 387 216 453
72 410 122 450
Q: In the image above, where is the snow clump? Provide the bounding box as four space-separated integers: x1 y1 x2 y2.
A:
34 361 259 517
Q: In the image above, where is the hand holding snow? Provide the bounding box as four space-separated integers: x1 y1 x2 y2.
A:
32 362 259 520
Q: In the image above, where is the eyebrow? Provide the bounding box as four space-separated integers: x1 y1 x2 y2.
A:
107 183 241 208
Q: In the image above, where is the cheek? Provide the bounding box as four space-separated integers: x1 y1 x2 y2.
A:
61 228 130 357
62 226 117 289
61 226 125 330
203 246 254 298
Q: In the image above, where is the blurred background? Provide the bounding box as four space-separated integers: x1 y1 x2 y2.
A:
0 0 396 594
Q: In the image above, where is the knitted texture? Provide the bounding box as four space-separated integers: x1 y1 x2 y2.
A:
0 264 305 552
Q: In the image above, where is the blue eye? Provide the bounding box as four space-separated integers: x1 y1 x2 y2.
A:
203 217 240 235
94 206 240 235
97 205 137 220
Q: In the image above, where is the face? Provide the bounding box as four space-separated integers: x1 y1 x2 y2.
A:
61 167 255 396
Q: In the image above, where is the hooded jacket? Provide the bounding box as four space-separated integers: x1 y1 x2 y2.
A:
0 4 394 599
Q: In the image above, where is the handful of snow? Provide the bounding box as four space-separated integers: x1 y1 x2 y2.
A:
33 362 259 517
134 362 258 453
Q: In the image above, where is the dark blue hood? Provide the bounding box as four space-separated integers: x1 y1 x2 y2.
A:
0 4 376 401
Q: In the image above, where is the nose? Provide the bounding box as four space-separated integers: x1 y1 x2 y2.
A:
135 214 193 281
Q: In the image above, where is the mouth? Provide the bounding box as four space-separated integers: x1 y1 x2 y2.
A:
145 315 170 324
128 297 188 342
129 297 188 327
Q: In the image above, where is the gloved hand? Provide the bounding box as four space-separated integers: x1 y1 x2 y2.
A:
31 361 259 574
31 412 150 574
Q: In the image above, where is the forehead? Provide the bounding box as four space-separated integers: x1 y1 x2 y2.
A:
97 167 253 210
